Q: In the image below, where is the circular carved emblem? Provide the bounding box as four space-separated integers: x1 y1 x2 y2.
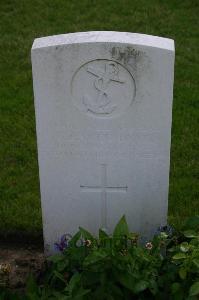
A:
71 59 136 118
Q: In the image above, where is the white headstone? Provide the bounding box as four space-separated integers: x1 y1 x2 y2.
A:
31 31 175 254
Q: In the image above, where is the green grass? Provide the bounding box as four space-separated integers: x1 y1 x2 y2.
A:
0 0 198 236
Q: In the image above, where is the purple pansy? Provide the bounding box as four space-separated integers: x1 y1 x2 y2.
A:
54 234 72 252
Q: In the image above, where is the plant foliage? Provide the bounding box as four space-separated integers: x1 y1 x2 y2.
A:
1 216 199 299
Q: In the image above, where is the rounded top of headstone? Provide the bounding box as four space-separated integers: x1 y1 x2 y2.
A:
32 31 174 52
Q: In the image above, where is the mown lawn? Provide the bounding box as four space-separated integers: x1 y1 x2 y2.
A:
0 0 198 237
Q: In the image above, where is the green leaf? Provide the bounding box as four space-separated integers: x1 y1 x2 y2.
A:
113 215 129 238
148 279 158 295
118 272 135 292
99 229 111 248
119 273 148 294
73 287 91 299
67 273 81 293
99 228 109 239
47 254 63 263
79 227 94 240
179 268 187 280
183 230 198 238
57 259 69 272
107 282 123 298
193 259 199 268
171 282 181 294
69 230 82 247
168 246 176 253
83 249 108 266
53 270 66 283
134 280 148 293
25 275 40 299
189 281 199 296
180 242 190 253
172 253 187 260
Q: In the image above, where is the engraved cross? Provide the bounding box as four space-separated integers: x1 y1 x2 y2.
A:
80 164 128 230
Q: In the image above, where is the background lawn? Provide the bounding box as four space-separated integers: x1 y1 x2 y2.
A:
0 0 198 239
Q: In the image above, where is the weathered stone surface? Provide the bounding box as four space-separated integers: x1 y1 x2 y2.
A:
31 31 175 254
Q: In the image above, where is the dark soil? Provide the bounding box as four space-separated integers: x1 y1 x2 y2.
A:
0 243 45 290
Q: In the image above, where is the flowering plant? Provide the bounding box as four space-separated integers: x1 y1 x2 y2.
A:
40 215 198 299
1 216 199 299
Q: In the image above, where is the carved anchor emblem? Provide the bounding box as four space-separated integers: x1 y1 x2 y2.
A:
83 61 125 114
